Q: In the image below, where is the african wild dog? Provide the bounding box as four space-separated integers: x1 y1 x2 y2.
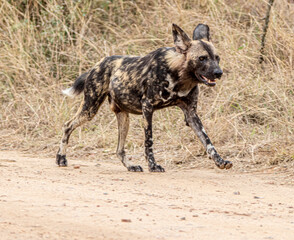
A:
56 23 233 172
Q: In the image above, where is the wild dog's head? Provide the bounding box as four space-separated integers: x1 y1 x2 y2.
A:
171 23 222 87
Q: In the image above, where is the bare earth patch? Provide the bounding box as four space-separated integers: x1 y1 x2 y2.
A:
0 151 293 240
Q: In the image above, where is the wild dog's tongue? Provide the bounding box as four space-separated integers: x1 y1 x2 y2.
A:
202 75 215 83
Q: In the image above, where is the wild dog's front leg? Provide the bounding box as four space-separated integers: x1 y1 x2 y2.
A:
142 99 165 172
183 110 232 169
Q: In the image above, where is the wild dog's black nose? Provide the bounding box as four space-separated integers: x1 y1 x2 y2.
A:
213 69 223 79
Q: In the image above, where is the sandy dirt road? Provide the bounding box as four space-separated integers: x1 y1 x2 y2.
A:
0 151 293 240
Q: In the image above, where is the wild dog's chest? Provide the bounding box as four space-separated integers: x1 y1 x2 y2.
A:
152 74 197 104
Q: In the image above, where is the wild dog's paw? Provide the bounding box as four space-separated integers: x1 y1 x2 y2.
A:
224 161 233 169
56 154 68 167
149 164 165 172
215 159 233 169
127 165 143 172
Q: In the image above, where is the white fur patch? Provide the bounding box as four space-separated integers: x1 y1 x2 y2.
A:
202 127 206 134
160 74 176 101
207 144 216 155
177 89 191 97
62 87 75 98
207 144 213 150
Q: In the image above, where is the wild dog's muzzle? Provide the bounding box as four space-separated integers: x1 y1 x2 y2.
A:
195 69 223 87
195 74 217 86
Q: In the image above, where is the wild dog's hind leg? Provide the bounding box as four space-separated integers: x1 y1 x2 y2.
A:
56 94 107 166
116 112 143 172
56 102 95 166
142 99 165 172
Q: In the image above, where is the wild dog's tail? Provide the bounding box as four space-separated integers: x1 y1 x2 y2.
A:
62 72 88 97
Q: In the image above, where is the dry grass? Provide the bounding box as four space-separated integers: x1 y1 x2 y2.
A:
0 0 294 170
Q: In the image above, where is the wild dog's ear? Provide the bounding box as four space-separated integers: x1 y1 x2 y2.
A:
172 24 191 53
193 24 210 41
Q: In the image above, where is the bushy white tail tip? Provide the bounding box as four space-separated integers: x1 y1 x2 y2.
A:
62 87 75 97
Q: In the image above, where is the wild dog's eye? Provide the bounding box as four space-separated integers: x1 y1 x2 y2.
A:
215 55 220 62
199 56 207 62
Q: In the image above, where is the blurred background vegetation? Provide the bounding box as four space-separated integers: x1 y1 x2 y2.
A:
0 0 293 170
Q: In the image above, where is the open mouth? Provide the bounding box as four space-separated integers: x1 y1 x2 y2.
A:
196 74 217 87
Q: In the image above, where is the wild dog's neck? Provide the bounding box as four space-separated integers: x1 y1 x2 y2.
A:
164 48 198 96
166 48 197 85
165 48 186 72
165 48 194 82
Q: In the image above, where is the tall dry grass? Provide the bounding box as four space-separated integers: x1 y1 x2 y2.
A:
0 0 293 170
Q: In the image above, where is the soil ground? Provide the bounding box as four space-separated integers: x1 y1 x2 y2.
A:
0 150 293 240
